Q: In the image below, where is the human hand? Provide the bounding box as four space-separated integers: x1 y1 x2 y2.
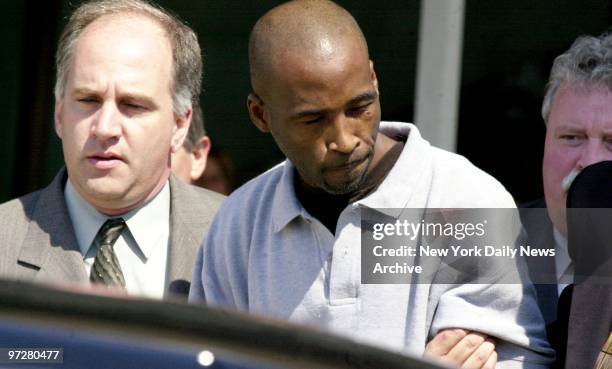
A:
424 328 497 369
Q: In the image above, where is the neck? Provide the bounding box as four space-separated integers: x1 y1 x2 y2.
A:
295 176 350 234
368 132 399 172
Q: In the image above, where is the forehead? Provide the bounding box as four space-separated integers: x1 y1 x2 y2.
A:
268 43 372 107
549 82 612 127
68 14 172 91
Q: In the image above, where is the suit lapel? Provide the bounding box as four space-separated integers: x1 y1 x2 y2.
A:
18 169 88 283
166 176 217 296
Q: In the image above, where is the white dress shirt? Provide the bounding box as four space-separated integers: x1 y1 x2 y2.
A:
65 180 170 299
553 227 574 296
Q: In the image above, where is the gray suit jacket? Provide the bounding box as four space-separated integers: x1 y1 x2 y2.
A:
0 168 224 299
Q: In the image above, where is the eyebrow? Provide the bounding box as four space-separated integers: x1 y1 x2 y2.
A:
554 125 612 138
347 91 378 106
72 87 100 97
553 125 585 134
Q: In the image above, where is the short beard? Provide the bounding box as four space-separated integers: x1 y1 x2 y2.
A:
321 175 366 195
321 158 372 196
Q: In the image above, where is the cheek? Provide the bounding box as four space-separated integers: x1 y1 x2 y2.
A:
279 136 325 181
287 143 321 171
542 145 577 204
134 119 172 148
61 122 88 153
544 145 577 175
275 129 323 161
359 113 380 144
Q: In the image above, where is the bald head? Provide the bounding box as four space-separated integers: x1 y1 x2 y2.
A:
249 0 368 97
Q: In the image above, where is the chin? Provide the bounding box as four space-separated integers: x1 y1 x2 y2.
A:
322 177 363 195
83 177 130 201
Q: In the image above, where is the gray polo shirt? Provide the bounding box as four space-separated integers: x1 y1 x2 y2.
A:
190 122 554 368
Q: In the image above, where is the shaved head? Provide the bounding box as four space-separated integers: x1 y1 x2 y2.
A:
246 0 383 196
249 0 369 98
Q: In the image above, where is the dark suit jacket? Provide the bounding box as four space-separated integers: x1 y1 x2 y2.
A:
520 199 559 324
520 199 567 367
0 168 224 299
522 202 612 369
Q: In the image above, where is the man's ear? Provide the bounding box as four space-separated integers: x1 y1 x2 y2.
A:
54 100 63 139
247 93 271 133
189 136 211 183
369 60 379 94
171 107 192 153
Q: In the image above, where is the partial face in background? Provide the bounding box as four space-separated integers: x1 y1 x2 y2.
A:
248 39 381 195
198 155 233 195
543 82 612 235
171 136 211 185
55 14 189 215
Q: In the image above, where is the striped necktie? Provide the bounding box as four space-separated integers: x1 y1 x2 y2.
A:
90 218 127 288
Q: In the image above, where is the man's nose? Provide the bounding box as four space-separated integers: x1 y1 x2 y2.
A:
327 116 359 154
577 139 612 170
92 102 122 141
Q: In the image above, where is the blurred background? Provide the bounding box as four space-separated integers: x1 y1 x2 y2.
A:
1 0 610 204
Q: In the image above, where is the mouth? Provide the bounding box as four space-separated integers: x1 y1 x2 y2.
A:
324 154 369 173
87 152 124 170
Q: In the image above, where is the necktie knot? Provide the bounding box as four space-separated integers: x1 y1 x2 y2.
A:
98 218 126 246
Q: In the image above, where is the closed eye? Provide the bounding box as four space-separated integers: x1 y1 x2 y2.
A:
120 99 151 114
125 103 146 110
77 97 100 104
293 111 326 124
303 115 324 124
560 134 583 141
559 134 586 147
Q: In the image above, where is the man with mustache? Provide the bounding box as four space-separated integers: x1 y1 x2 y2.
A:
522 31 612 368
0 0 223 300
190 1 552 367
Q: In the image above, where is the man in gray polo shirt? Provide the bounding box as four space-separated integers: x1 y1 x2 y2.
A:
190 1 552 367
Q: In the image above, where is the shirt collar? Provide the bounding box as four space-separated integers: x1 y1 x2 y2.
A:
122 181 170 260
65 179 170 259
271 161 307 232
65 180 107 257
356 122 431 218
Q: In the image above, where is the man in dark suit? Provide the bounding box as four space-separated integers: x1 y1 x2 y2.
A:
0 0 223 300
523 31 612 367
